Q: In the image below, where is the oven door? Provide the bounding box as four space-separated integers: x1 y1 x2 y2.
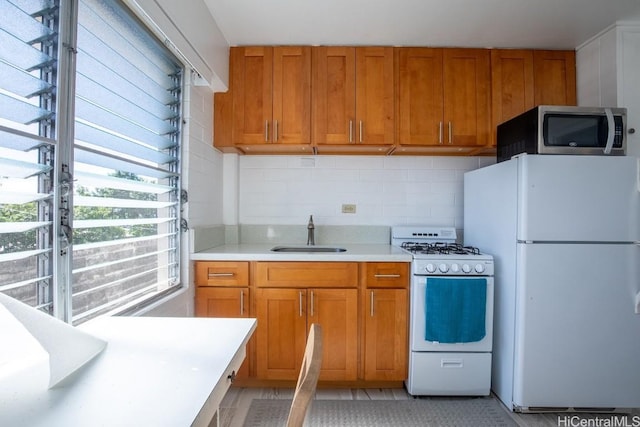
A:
410 275 493 352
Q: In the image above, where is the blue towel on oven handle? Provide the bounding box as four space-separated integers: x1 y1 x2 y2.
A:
425 278 487 343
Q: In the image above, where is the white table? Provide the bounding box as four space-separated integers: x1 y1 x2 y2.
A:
0 316 256 427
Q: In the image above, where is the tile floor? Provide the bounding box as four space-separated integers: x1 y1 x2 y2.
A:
218 387 640 427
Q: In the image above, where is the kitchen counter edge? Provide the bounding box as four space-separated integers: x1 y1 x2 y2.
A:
190 243 412 262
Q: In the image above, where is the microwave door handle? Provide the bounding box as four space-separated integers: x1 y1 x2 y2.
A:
604 108 615 154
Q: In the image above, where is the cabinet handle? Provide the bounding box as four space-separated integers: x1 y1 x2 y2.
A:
310 290 314 316
359 120 363 143
448 121 452 144
240 289 244 316
265 120 269 142
349 120 353 143
374 274 401 278
438 122 443 144
274 120 278 142
299 291 303 317
208 272 234 278
370 291 374 317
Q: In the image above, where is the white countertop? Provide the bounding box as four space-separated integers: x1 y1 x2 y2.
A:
190 243 412 262
0 316 256 427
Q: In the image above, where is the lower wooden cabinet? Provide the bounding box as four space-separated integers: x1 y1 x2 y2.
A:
195 287 249 318
195 286 251 379
362 262 409 381
255 287 358 381
194 261 251 378
194 260 409 384
363 288 408 380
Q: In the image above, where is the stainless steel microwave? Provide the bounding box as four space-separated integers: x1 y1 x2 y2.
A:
496 105 627 163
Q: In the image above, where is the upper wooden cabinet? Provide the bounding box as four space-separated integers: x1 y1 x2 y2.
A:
231 46 312 153
491 49 576 145
214 45 577 156
490 49 535 131
313 47 394 154
395 48 491 155
533 50 576 106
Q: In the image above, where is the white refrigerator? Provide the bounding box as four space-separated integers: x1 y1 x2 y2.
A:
464 154 640 411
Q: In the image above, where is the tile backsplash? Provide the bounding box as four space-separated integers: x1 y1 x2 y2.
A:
238 155 494 228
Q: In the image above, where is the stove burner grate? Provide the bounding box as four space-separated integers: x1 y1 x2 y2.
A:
401 242 480 255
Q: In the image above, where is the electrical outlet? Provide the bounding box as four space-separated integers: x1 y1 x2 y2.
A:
342 204 356 214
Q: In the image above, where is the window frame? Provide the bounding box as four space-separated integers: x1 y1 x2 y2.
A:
0 0 185 323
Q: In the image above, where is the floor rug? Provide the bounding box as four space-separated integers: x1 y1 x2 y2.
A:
243 396 517 426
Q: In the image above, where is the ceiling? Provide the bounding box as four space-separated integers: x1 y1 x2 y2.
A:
203 0 640 50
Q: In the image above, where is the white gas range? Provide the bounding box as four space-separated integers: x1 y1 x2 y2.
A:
391 226 494 396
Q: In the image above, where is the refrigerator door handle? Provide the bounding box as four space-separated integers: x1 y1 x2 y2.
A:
635 292 640 315
604 108 615 155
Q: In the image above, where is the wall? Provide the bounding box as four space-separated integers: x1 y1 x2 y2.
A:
576 23 640 157
235 155 495 229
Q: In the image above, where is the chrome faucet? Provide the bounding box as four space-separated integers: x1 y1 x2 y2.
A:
307 215 315 246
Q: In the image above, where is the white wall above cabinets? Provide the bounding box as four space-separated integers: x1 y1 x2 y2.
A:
576 23 640 157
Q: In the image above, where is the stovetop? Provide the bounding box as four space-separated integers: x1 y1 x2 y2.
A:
401 242 481 256
391 225 493 276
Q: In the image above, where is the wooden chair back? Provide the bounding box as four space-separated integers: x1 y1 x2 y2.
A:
286 323 323 427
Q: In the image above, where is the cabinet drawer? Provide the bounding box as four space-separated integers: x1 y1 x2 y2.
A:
254 262 358 288
364 262 409 288
195 261 249 286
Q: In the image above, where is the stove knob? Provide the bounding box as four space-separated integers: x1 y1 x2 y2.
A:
450 263 460 273
462 264 472 274
474 263 485 274
438 263 449 273
425 263 437 273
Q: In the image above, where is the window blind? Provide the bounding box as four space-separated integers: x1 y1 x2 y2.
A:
71 0 182 323
0 0 183 324
0 0 58 313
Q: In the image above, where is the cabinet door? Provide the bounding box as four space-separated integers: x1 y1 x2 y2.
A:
312 46 356 145
355 47 395 145
195 287 250 378
491 49 534 138
232 46 273 145
195 287 249 317
364 288 408 381
397 48 444 145
255 288 308 380
443 48 491 147
272 46 311 145
533 50 576 106
308 288 358 381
